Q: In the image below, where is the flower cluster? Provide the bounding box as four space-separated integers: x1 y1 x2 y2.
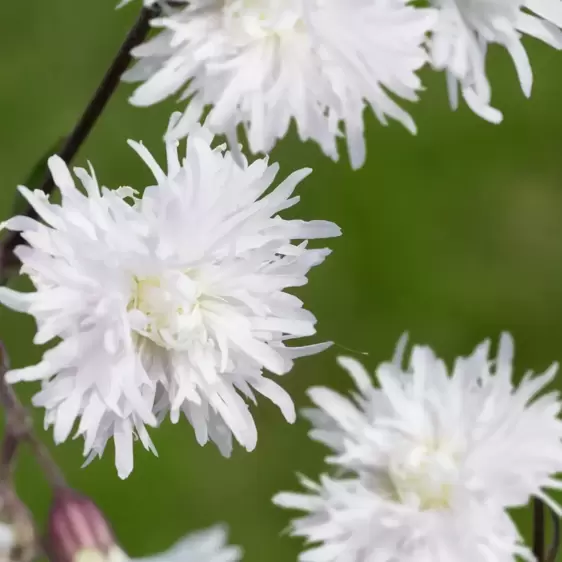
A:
275 334 562 561
0 116 340 478
122 0 562 166
2 0 562 561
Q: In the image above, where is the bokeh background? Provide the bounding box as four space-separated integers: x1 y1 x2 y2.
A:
1 1 562 560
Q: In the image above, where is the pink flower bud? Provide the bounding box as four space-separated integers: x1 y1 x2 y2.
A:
47 488 125 562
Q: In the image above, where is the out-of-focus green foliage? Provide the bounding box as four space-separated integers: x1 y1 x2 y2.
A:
1 1 562 560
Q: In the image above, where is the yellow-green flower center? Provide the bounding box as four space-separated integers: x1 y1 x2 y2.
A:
388 442 459 511
128 272 205 350
224 0 303 41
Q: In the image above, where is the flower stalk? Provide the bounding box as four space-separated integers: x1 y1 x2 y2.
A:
1 4 159 269
0 343 66 490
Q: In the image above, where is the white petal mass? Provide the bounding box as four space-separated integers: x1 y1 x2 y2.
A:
122 0 436 169
134 525 242 562
117 0 187 7
0 522 13 555
274 333 562 562
428 0 562 122
0 114 340 478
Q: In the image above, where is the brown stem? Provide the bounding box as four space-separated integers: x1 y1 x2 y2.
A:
0 343 66 489
0 433 19 480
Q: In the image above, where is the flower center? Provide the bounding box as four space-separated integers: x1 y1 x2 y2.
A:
388 442 459 510
224 0 303 41
128 271 207 350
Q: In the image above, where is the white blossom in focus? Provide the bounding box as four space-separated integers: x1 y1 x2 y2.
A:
0 113 340 479
122 0 436 169
274 333 562 562
428 0 562 122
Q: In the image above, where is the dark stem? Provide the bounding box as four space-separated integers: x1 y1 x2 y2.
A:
2 5 159 263
53 6 156 171
546 505 561 562
533 498 546 562
0 343 66 489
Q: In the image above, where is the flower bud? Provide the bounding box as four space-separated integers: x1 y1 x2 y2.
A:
0 481 38 562
47 488 127 562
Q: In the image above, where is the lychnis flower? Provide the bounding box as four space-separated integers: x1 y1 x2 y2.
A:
0 113 340 478
123 0 436 169
428 0 562 122
274 333 562 561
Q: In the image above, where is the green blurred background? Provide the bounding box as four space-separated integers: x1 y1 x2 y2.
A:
1 1 562 559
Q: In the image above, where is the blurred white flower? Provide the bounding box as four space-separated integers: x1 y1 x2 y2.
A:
122 0 436 169
0 522 14 562
0 522 13 555
274 333 562 562
428 0 562 122
91 526 241 562
48 488 241 562
117 0 188 8
0 482 36 562
135 526 241 562
117 0 155 6
0 113 339 479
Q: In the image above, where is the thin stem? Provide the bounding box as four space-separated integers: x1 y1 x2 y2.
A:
533 498 546 562
0 1 164 495
2 5 159 262
546 505 561 562
0 343 66 489
0 433 19 480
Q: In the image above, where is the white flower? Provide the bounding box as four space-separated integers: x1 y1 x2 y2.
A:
77 525 240 562
117 0 188 8
133 525 242 562
428 0 562 122
122 0 436 169
274 333 562 562
117 0 155 6
0 522 14 556
0 113 340 479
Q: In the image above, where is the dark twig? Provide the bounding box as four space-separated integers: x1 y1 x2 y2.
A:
533 498 546 562
2 5 159 264
546 504 561 562
0 343 66 489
